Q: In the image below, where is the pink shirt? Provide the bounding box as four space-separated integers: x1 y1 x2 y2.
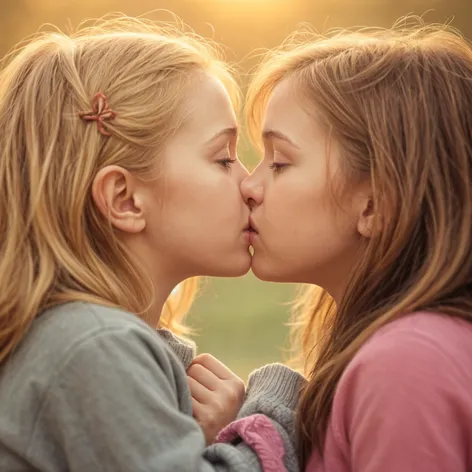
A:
306 312 472 472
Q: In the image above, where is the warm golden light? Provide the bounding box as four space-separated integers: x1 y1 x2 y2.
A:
214 0 287 4
210 0 289 14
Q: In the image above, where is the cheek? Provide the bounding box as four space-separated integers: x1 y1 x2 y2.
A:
254 174 358 282
263 174 326 236
188 172 245 228
152 168 245 241
146 168 250 277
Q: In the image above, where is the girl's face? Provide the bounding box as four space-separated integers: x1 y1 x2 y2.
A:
241 78 371 296
142 73 252 281
97 72 252 288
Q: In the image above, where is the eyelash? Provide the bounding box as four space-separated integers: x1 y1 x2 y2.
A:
269 162 288 173
218 157 237 170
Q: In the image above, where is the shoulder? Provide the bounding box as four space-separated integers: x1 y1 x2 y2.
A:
350 311 472 375
0 302 189 425
37 301 154 335
9 302 179 383
334 312 472 419
322 313 472 472
324 314 472 472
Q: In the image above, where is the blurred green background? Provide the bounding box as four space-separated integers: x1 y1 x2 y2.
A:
1 0 469 379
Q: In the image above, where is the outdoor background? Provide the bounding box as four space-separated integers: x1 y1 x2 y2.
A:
1 0 469 379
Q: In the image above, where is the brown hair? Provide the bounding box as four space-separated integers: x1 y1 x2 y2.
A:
0 15 238 365
246 20 472 466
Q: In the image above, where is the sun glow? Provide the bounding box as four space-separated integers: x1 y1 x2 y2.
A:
214 0 287 4
211 0 288 14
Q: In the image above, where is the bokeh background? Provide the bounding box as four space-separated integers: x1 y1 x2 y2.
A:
1 0 469 379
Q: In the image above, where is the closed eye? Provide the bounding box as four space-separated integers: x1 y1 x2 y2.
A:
218 157 237 170
269 162 289 173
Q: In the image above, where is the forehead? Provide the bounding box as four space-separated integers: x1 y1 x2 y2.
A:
263 78 316 141
180 73 237 140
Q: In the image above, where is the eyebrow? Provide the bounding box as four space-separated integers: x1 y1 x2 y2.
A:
262 129 300 149
206 126 238 145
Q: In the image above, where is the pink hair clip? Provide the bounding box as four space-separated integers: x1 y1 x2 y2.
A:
79 92 117 136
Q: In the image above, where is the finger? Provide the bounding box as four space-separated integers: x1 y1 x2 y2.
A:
187 363 220 391
187 375 213 404
191 353 237 381
191 397 203 417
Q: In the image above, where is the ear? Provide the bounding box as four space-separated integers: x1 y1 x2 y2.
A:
92 165 146 234
357 196 375 239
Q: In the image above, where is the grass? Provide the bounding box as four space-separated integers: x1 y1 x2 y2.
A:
186 272 298 380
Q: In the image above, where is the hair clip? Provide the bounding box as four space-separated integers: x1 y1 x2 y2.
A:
79 92 116 136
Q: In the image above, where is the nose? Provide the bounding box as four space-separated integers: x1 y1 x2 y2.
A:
240 170 264 210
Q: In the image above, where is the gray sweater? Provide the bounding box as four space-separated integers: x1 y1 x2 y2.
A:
0 302 305 471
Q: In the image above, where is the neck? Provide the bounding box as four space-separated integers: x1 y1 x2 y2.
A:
122 235 187 329
146 278 180 328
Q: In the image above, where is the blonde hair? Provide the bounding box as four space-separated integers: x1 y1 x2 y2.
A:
247 19 472 466
0 15 239 365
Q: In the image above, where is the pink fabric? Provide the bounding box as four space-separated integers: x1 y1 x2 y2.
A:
217 414 287 472
306 312 472 472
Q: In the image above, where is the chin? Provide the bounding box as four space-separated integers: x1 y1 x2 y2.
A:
251 253 311 284
250 256 297 283
207 251 252 278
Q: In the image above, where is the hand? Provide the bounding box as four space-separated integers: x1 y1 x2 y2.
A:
187 353 245 445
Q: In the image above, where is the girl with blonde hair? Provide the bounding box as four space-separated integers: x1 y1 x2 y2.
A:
242 20 472 471
0 15 303 472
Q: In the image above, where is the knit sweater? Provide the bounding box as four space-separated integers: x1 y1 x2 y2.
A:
0 301 305 472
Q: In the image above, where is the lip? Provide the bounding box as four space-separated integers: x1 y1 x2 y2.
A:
248 216 259 234
243 228 252 244
243 216 259 246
